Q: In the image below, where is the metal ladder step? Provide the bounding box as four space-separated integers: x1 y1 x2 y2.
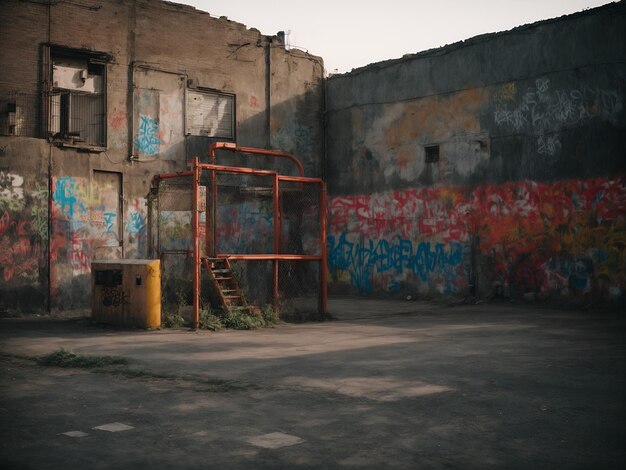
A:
201 257 254 315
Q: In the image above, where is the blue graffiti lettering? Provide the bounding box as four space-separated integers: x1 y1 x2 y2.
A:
328 232 469 293
103 212 116 234
127 212 145 234
53 177 87 220
135 115 161 156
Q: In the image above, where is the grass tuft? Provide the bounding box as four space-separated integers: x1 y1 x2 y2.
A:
198 305 222 331
37 348 128 368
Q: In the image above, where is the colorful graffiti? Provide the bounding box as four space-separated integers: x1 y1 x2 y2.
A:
126 197 148 258
135 114 161 156
216 200 274 254
47 175 150 307
328 186 472 294
50 175 127 308
52 177 92 278
0 172 45 284
133 73 185 160
328 176 626 303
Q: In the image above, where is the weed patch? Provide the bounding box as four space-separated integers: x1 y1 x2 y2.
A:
37 348 128 368
162 288 187 328
198 305 222 331
261 305 279 326
196 304 279 331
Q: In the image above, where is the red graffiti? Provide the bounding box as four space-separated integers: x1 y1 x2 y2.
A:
68 232 92 273
0 210 10 235
0 235 40 282
50 233 67 262
329 176 626 299
109 111 126 130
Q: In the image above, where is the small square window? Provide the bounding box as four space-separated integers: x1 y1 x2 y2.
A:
425 145 440 163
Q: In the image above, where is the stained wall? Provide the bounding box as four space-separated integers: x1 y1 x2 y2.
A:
325 3 626 306
0 0 323 311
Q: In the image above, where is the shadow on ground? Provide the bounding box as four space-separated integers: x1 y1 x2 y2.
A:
1 297 625 468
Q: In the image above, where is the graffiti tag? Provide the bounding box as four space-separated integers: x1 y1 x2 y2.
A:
135 114 161 156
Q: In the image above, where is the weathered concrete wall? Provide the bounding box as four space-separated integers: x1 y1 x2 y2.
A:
325 3 626 306
0 0 323 312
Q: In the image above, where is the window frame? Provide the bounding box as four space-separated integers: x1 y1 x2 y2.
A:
424 144 440 163
185 87 236 140
43 45 111 151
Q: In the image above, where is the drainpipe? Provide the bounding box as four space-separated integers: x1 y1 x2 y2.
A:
47 146 53 314
322 69 327 182
265 37 271 149
46 0 52 314
127 1 137 157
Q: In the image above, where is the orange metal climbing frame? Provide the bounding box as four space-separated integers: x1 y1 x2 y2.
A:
152 143 327 329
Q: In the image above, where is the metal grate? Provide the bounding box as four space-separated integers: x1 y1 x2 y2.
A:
280 181 321 256
213 172 275 255
0 92 38 137
148 174 196 314
49 91 106 146
150 154 326 325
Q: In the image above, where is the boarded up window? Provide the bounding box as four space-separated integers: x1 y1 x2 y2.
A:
186 90 234 138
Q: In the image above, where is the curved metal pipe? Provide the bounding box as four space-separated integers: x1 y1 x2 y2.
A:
209 142 305 177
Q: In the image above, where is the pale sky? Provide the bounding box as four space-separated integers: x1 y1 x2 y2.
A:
179 0 614 73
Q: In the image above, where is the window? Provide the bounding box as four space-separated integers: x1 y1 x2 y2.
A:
0 100 22 136
45 47 109 148
0 93 37 137
185 89 235 139
425 145 440 163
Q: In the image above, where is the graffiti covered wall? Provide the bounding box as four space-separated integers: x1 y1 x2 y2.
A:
1 0 324 313
0 171 47 308
328 177 626 304
133 69 185 161
326 3 626 306
50 176 148 308
328 187 472 295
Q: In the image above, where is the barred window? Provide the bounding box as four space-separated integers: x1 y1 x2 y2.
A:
45 47 108 149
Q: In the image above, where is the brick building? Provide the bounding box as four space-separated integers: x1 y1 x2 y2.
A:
0 0 324 311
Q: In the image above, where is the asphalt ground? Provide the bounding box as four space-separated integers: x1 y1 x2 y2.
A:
1 298 624 469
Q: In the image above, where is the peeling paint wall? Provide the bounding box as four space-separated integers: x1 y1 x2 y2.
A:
133 69 186 160
0 0 323 312
326 3 626 307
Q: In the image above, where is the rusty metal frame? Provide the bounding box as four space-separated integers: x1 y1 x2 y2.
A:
153 144 327 329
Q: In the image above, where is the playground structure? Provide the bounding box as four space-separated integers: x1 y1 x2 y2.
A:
148 143 327 329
